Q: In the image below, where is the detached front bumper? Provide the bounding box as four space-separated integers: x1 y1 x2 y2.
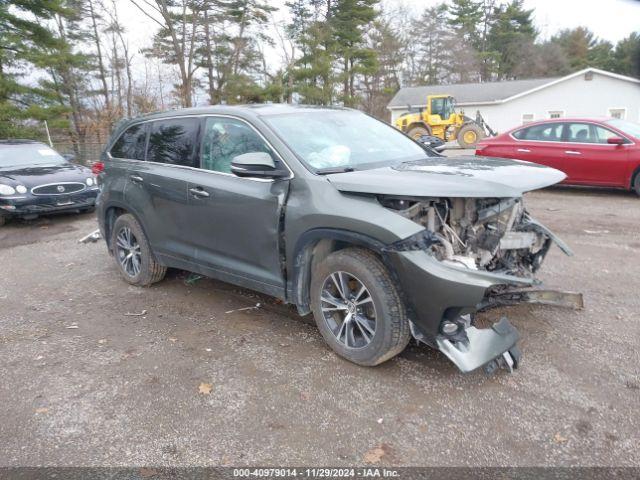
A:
436 318 521 373
0 189 99 218
387 249 533 373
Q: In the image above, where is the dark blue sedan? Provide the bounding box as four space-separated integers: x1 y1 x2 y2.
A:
0 140 99 226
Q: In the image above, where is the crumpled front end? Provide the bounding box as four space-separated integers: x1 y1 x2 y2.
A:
381 195 574 373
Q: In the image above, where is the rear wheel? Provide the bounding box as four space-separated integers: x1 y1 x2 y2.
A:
633 172 640 196
111 214 166 286
456 123 485 149
310 248 411 366
407 125 431 140
0 215 6 227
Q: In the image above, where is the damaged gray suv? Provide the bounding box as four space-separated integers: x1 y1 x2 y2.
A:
97 105 573 373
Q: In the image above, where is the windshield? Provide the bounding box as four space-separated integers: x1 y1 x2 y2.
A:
606 118 640 139
0 144 66 168
263 110 429 171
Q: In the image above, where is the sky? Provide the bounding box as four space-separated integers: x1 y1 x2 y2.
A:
116 0 640 79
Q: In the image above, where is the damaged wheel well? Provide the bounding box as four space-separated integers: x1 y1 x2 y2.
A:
290 229 390 315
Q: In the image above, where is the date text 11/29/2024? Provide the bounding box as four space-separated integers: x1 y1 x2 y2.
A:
233 468 400 478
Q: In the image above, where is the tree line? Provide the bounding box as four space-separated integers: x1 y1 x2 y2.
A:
1 0 639 159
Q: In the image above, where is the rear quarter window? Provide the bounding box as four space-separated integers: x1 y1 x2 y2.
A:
110 123 146 160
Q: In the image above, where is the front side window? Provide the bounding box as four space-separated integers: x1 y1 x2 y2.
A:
263 110 428 171
565 123 625 144
431 97 454 120
200 117 275 174
146 118 200 167
111 123 146 160
513 123 563 141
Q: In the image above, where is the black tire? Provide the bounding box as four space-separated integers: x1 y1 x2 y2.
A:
456 123 485 149
0 215 6 227
310 248 411 366
81 206 96 214
633 172 640 196
111 213 166 286
407 125 431 140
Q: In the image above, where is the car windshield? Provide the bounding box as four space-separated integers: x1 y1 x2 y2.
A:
0 144 66 168
263 110 430 171
606 119 640 139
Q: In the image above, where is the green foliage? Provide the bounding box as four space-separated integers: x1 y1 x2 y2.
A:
488 0 536 79
287 0 379 106
0 0 72 138
1 0 639 141
614 32 640 78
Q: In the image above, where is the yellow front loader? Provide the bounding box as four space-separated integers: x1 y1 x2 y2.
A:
394 94 493 149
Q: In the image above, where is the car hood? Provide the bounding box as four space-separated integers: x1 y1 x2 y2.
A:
326 156 566 198
0 163 91 187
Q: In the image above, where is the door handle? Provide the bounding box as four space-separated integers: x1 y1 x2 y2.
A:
565 150 581 155
189 187 210 198
129 175 144 183
517 148 531 153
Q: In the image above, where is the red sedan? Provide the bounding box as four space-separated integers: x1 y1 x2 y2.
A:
475 118 640 195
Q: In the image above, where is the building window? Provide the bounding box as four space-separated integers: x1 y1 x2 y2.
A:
608 108 626 120
522 113 534 124
548 111 564 119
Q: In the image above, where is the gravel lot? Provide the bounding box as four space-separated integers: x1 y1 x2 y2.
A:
0 182 639 467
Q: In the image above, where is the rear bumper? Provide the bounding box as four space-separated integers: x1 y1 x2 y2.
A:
0 189 99 217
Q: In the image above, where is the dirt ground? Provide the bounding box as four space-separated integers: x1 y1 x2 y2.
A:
0 184 639 467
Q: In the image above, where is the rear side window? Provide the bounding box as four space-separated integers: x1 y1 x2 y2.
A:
111 124 146 160
513 123 563 141
200 117 275 174
146 118 200 167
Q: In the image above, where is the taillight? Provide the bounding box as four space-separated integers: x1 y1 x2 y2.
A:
91 161 104 175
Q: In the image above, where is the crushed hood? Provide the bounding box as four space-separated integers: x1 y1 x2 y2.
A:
326 156 566 198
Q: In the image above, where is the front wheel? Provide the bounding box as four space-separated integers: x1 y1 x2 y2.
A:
0 215 6 227
310 248 411 366
633 173 640 196
456 123 485 149
110 214 166 286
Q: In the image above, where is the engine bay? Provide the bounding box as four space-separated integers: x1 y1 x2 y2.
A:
380 195 554 278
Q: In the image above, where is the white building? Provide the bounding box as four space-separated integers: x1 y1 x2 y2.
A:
387 68 640 134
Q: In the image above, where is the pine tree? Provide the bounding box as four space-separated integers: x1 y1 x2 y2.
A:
407 3 449 85
488 0 536 79
614 32 640 78
0 0 69 138
330 0 378 106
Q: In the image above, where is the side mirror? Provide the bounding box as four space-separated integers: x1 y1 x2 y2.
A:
62 153 76 162
607 137 625 145
231 152 288 179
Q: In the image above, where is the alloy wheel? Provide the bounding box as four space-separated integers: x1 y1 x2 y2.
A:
320 271 377 349
115 226 141 277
